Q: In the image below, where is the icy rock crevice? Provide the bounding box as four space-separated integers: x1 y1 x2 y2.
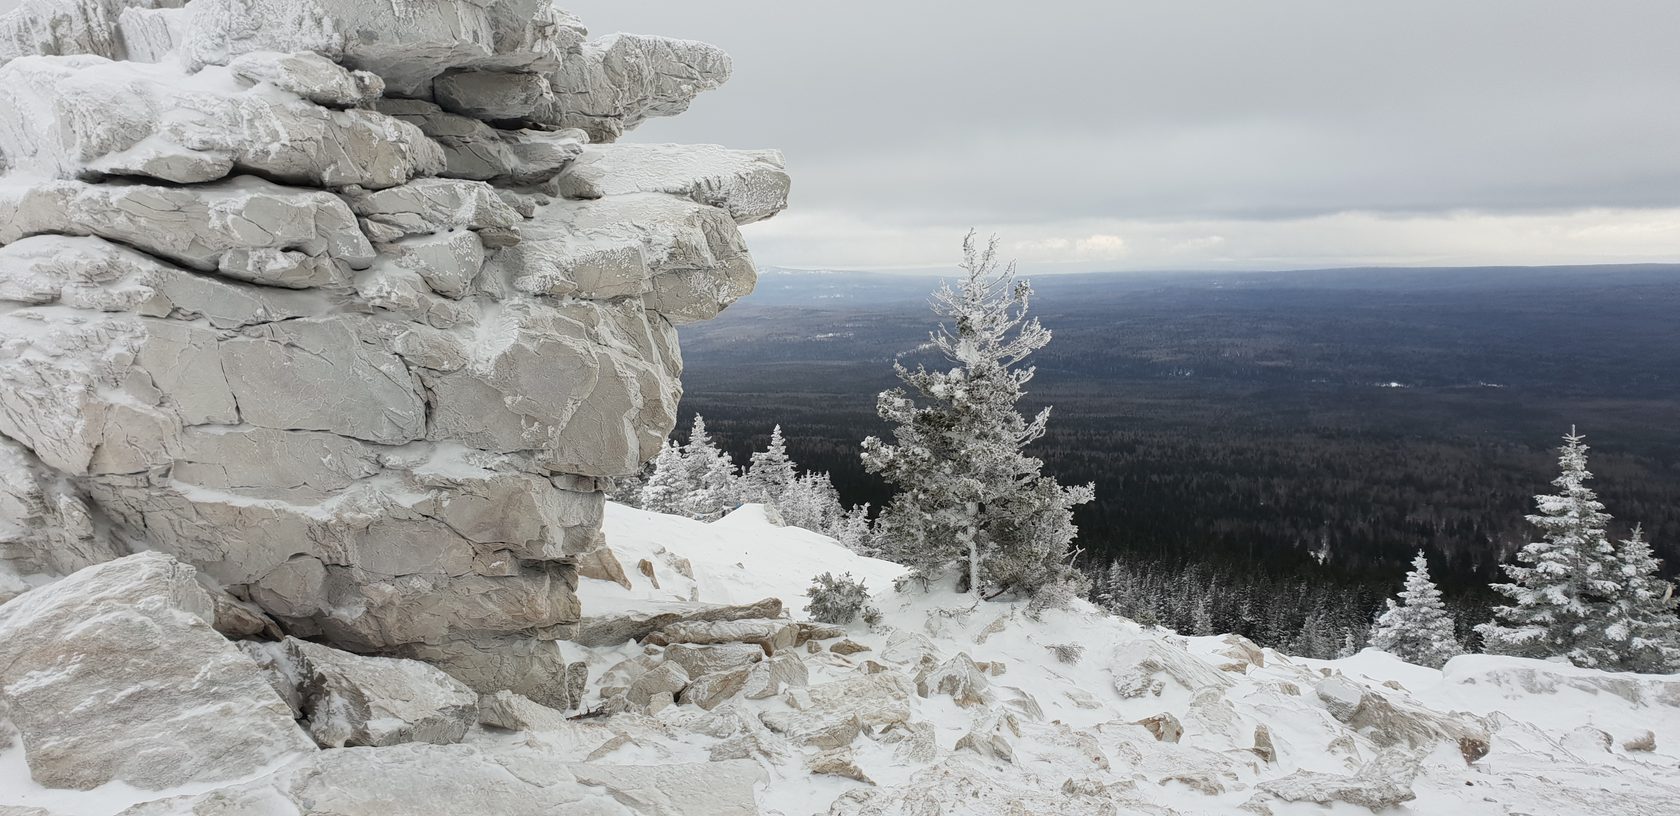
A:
0 0 787 698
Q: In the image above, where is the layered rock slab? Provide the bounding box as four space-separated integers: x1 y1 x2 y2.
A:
0 0 787 711
0 552 313 790
117 745 765 816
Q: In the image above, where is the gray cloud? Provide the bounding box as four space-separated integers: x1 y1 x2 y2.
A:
1 0 1674 269
566 1 1680 270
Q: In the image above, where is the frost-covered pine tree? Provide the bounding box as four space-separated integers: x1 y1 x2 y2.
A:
1369 550 1462 668
638 440 688 515
678 415 742 521
777 471 845 534
745 425 797 504
1478 430 1626 668
862 233 1094 601
833 503 876 555
1604 526 1680 673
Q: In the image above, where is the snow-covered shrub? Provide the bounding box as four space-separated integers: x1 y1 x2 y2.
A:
1025 572 1090 621
1047 643 1085 665
806 572 878 626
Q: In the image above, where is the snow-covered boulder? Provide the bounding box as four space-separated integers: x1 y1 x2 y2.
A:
264 637 479 748
553 143 791 224
116 744 765 816
573 597 784 648
1315 674 1489 751
1254 749 1421 810
0 553 313 790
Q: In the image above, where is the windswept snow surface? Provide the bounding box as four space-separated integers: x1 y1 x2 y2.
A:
574 504 1680 815
5 503 1678 815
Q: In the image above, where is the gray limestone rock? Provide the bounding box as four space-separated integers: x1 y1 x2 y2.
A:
396 635 587 711
0 55 441 188
0 553 314 790
228 50 385 107
537 34 731 143
573 596 784 647
0 0 184 66
555 143 790 224
117 744 764 816
0 177 375 277
281 637 478 748
180 0 585 98
0 0 785 707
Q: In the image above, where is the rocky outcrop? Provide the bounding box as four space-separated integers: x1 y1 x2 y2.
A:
0 0 786 702
0 552 313 790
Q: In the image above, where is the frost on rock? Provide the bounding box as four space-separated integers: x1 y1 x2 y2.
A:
0 0 781 705
0 552 313 790
0 55 442 187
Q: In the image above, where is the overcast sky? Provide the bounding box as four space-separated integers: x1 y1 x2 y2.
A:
5 1 1676 272
564 1 1680 273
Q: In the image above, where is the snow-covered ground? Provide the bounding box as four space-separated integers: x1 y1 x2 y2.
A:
576 504 1680 815
5 503 1679 815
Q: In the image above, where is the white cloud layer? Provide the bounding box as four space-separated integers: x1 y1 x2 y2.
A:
562 0 1680 272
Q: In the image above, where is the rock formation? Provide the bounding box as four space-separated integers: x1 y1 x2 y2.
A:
0 0 787 706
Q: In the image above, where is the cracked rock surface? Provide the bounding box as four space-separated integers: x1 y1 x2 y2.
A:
0 0 787 698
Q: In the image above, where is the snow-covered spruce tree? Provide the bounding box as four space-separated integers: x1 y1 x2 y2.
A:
776 471 845 534
1606 526 1680 673
744 425 797 504
638 440 688 515
677 415 743 521
1477 430 1627 668
833 503 876 555
1369 551 1462 668
862 233 1094 601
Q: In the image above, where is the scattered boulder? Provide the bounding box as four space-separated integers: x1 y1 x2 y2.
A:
760 710 863 750
573 597 783 648
116 743 764 816
796 621 846 645
743 653 810 699
678 666 751 710
0 553 313 791
915 652 992 708
955 710 1021 763
1256 750 1421 810
1563 725 1614 754
809 748 874 785
278 637 477 748
1136 712 1184 743
646 618 799 655
1315 675 1489 751
397 635 588 711
1252 724 1277 763
627 661 689 709
477 690 571 732
575 544 632 590
1110 638 1235 699
664 642 765 677
1215 634 1266 672
830 638 871 655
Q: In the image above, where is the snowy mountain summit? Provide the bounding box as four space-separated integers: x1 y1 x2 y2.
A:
0 1 1676 815
6 504 1679 814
